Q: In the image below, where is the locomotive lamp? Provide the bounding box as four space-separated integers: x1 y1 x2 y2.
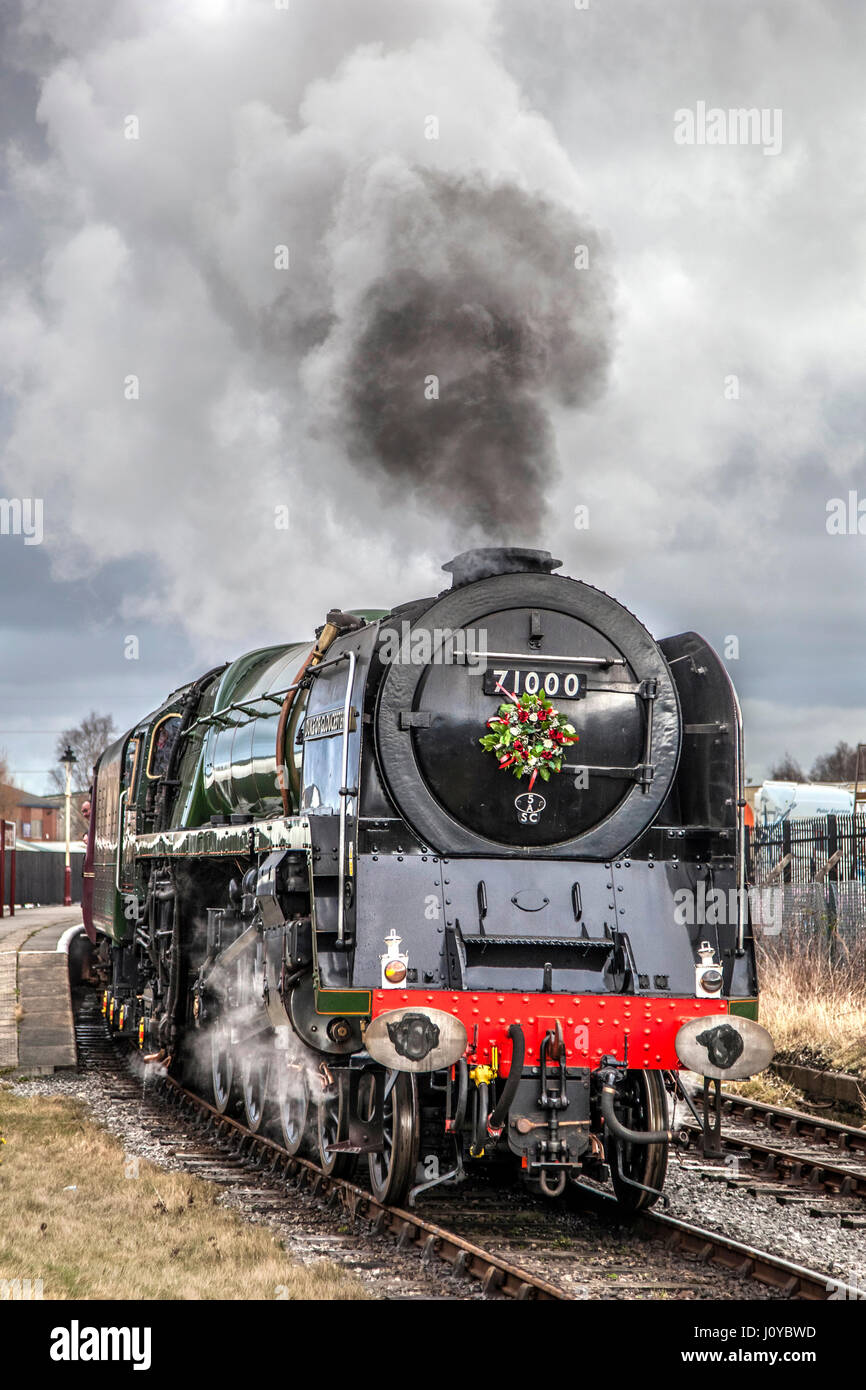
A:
59 744 77 907
695 941 723 995
380 929 409 988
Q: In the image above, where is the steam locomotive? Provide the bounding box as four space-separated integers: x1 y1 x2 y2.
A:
85 548 773 1209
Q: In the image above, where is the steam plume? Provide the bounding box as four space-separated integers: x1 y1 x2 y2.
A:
0 2 615 639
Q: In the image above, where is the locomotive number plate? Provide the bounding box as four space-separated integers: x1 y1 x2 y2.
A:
482 668 587 700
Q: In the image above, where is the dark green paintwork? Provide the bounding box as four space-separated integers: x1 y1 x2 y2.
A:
315 987 373 1017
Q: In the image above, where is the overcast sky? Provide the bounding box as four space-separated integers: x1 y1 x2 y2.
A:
1 0 864 791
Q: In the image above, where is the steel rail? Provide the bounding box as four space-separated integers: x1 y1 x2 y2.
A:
156 1073 565 1301
688 1085 866 1156
680 1121 866 1199
578 1186 856 1301
639 1208 848 1301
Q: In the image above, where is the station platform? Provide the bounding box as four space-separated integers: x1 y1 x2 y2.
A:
0 907 83 1074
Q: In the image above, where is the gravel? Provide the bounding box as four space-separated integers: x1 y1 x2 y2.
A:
9 1062 864 1300
667 1098 866 1293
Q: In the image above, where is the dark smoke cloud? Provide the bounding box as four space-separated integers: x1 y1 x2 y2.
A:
339 174 614 538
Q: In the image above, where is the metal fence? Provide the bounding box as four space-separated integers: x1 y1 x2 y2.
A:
0 848 84 908
748 814 866 950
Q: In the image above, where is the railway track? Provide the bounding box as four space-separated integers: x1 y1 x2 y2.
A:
680 1122 866 1202
75 996 564 1301
73 995 859 1301
623 1202 846 1300
689 1086 866 1157
156 1074 568 1300
680 1087 866 1203
419 1175 846 1299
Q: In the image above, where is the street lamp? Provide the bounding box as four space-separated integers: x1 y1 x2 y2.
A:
60 744 77 907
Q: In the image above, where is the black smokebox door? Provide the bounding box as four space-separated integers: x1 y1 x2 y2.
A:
412 607 642 847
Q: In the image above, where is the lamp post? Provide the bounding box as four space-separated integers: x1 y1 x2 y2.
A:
60 744 77 906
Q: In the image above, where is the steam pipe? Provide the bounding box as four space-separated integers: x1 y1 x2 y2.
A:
275 611 361 814
471 1082 489 1156
487 1023 525 1134
600 1079 674 1145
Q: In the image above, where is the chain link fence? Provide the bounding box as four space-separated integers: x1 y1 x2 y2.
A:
749 813 866 957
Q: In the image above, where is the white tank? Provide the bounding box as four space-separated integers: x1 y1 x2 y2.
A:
756 780 855 824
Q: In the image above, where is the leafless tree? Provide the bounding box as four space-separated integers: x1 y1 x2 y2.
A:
0 747 20 824
49 712 117 836
768 751 806 781
809 740 860 783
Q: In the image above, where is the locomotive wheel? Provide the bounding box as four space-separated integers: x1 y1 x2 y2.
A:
316 1074 355 1179
608 1069 669 1212
275 1063 313 1156
211 1025 235 1115
240 1044 271 1134
362 1070 419 1206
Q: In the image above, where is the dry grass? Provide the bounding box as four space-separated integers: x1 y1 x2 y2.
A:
0 1092 368 1300
724 933 866 1109
755 934 866 1075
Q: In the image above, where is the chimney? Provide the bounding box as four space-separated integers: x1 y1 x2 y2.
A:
442 547 562 589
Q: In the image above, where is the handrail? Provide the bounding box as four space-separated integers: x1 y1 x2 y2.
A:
465 649 625 667
183 684 303 736
732 686 747 955
336 649 357 947
115 789 128 895
185 655 353 738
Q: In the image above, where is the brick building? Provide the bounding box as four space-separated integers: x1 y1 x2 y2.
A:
0 785 84 841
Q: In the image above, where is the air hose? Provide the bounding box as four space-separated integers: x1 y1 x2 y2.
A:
488 1023 526 1134
453 1057 469 1132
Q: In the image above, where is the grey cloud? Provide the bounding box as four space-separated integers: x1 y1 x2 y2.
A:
1 0 865 787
